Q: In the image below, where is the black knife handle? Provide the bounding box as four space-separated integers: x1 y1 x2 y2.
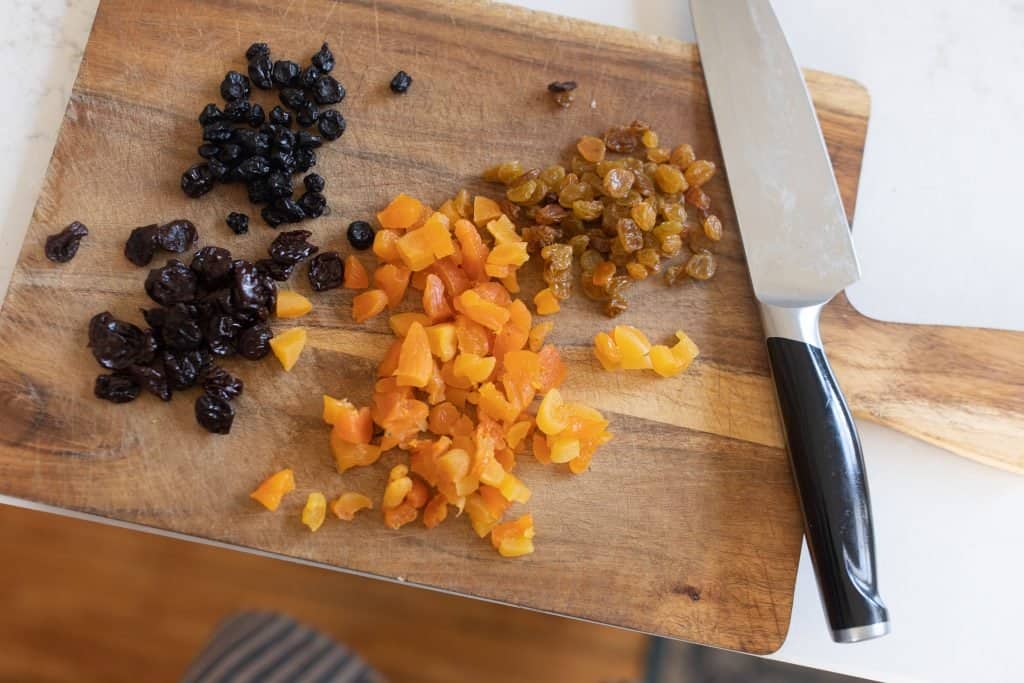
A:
764 311 889 642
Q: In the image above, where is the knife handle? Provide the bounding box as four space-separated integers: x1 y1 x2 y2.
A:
761 303 890 643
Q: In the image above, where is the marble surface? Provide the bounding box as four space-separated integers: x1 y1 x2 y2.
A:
2 2 1022 681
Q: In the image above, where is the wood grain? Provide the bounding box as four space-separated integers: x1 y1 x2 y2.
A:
0 0 1017 658
0 503 647 682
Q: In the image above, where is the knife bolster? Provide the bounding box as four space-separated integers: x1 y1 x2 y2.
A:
759 302 825 348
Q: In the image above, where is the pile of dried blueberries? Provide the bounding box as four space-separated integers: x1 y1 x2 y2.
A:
90 236 278 435
180 42 345 229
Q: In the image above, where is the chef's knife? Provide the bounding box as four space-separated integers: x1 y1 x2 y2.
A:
690 0 889 643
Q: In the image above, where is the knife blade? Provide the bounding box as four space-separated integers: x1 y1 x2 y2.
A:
691 0 890 643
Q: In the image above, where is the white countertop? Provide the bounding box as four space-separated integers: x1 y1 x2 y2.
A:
2 1 1022 681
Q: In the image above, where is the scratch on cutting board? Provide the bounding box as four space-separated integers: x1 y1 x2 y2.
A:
373 0 381 51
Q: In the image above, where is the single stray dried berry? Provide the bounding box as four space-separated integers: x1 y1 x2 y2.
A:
245 42 270 61
547 80 577 108
390 70 413 93
220 71 250 102
124 225 158 266
94 373 140 403
346 220 374 250
195 393 235 434
44 221 88 263
311 43 335 72
226 212 249 235
307 251 344 291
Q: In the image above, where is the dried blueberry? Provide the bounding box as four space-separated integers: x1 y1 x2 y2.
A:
300 65 322 89
190 246 234 288
317 109 345 140
220 71 251 102
202 122 234 142
89 312 157 370
207 158 231 182
226 212 249 235
296 131 322 149
255 258 295 281
271 125 296 150
45 221 88 263
261 206 290 228
311 42 334 72
199 103 223 125
145 260 198 306
232 128 270 155
303 173 325 193
181 164 215 198
390 70 412 93
296 101 320 128
269 105 292 126
312 75 345 105
161 303 203 351
235 155 271 181
246 42 270 60
216 143 242 164
248 103 266 127
279 87 307 111
203 366 244 401
272 60 302 88
346 220 374 250
223 99 252 123
125 224 159 266
248 54 274 89
247 178 271 204
273 197 306 223
195 393 234 434
94 373 140 403
268 150 297 175
237 323 273 360
162 350 201 390
307 251 344 291
294 147 316 173
265 171 294 198
198 143 220 159
154 219 198 253
269 229 318 264
298 191 327 218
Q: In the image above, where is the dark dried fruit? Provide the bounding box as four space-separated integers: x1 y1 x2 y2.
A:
265 171 294 198
44 221 88 263
248 103 266 128
296 131 323 149
203 366 244 401
312 75 345 105
198 143 220 159
162 350 202 390
311 42 335 72
279 86 307 110
235 155 271 181
145 260 198 306
220 71 250 102
294 147 317 173
296 101 320 127
268 105 292 126
248 54 274 89
604 125 640 153
390 70 412 93
181 164 214 198
297 191 327 218
346 220 374 250
272 60 301 88
548 80 577 93
204 314 240 357
237 323 273 360
272 197 306 223
300 65 322 89
261 206 290 228
246 42 270 60
199 103 222 125
154 219 197 253
223 99 252 123
317 109 345 140
231 259 272 312
303 173 325 193
190 246 234 288
202 122 234 142
129 363 172 401
307 251 344 291
142 307 167 331
161 303 203 351
269 230 318 265
195 393 234 434
216 143 242 164
94 373 140 403
89 312 157 370
547 80 577 108
207 158 231 182
226 212 249 235
255 258 295 281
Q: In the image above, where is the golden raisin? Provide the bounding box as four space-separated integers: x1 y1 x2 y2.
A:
661 202 687 223
652 220 684 241
641 130 659 148
685 186 711 211
659 233 683 256
684 160 716 187
568 234 590 255
703 214 723 241
636 247 661 271
595 160 622 178
572 199 604 221
496 161 525 185
631 201 657 231
604 125 640 153
686 251 717 280
626 262 648 280
534 203 568 225
558 182 589 208
540 165 566 187
653 164 688 194
541 243 573 271
646 147 670 163
602 168 635 199
670 144 696 168
580 249 604 273
507 180 537 203
616 218 643 253
664 263 687 285
592 261 616 287
577 136 607 163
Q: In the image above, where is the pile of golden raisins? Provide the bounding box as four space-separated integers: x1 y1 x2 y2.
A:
484 121 722 316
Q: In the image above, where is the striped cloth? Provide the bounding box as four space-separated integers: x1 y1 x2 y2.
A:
181 612 384 683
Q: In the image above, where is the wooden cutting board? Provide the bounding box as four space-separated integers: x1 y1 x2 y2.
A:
1 0 1021 657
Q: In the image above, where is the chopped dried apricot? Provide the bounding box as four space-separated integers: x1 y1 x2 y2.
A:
671 331 700 368
528 322 553 352
344 254 370 289
535 345 567 392
372 229 403 264
425 322 458 361
536 388 569 435
276 290 312 319
389 312 431 337
533 288 560 315
374 264 411 309
423 494 449 528
302 492 327 532
593 331 622 370
485 242 529 278
455 290 510 332
353 289 388 323
453 353 496 385
377 193 426 230
613 325 652 370
383 501 418 529
377 338 402 378
269 327 307 371
478 382 519 423
650 345 684 377
250 468 295 511
428 402 460 435
420 212 456 258
505 420 532 450
490 514 535 557
473 196 503 227
549 435 581 463
396 227 437 271
497 472 531 503
331 439 382 474
330 492 373 520
395 322 433 388
422 273 454 322
430 256 471 296
324 397 373 444
486 215 521 245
